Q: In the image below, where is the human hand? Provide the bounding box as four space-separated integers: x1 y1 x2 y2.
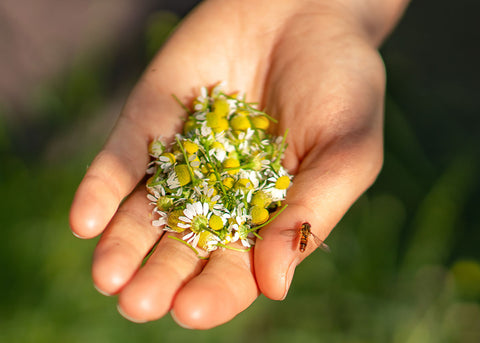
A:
70 0 407 329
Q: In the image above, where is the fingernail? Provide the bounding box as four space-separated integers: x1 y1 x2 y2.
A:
170 309 193 330
94 283 112 297
117 304 148 324
281 258 298 300
71 229 87 239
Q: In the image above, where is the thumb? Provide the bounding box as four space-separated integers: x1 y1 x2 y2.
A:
254 136 382 300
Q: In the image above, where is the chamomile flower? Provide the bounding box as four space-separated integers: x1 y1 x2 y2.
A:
232 224 256 248
146 83 292 254
158 152 176 171
197 230 221 252
261 167 291 200
148 137 165 158
166 169 181 189
178 202 212 232
209 141 227 162
147 184 170 226
193 86 209 111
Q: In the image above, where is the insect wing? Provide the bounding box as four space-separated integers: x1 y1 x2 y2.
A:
310 232 331 253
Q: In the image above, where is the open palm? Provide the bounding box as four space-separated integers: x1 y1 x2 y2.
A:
70 0 394 329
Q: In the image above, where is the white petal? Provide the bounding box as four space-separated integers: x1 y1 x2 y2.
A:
178 222 191 229
231 232 240 242
203 202 209 215
159 186 166 196
246 189 253 203
184 207 195 219
152 219 166 227
187 234 196 244
191 234 200 248
213 203 224 210
207 188 214 198
183 232 194 240
194 202 203 215
178 216 192 223
187 202 197 213
201 125 212 136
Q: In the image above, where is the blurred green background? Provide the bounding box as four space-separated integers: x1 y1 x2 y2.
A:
1 1 479 342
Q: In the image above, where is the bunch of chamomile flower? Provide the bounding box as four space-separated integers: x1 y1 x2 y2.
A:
146 84 292 255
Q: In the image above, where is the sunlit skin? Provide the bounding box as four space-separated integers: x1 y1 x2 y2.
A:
70 0 409 330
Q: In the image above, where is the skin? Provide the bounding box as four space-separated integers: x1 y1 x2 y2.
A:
70 0 410 330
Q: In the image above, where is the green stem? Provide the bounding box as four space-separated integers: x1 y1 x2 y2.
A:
200 146 228 196
216 242 251 253
223 162 255 171
172 94 192 115
175 135 197 185
253 109 278 124
253 231 263 240
167 236 209 260
219 91 278 124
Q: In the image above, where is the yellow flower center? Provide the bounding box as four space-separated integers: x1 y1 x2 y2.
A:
223 158 240 175
222 177 235 189
212 98 230 117
207 173 217 183
146 176 156 191
183 119 197 135
161 152 176 164
250 206 269 225
211 141 225 151
156 196 173 211
183 141 199 155
206 112 229 133
197 231 217 250
215 118 229 133
209 215 224 231
148 140 163 157
275 175 291 190
167 209 186 232
230 115 251 131
174 164 191 186
250 115 270 130
235 178 253 191
251 191 272 208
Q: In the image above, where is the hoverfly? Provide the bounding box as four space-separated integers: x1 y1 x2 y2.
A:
299 222 330 253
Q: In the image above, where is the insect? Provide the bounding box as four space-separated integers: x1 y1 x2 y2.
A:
299 222 330 253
